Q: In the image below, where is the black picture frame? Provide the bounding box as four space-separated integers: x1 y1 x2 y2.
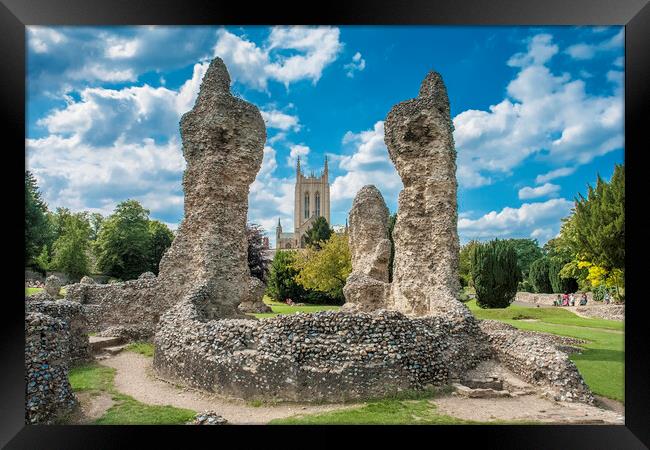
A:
2 0 648 448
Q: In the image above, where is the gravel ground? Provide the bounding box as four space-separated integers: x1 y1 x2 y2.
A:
100 352 360 424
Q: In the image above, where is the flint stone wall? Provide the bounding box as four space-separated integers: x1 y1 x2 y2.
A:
25 298 91 364
25 312 78 424
515 292 594 306
479 320 594 403
154 285 491 402
574 305 624 321
65 277 159 339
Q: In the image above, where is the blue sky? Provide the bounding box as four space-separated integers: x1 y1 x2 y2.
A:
26 26 624 247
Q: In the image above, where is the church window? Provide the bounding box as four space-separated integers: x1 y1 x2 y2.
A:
315 191 320 217
304 192 310 219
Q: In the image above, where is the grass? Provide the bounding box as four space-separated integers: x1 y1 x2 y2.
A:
466 300 624 403
25 287 66 297
68 363 196 424
269 399 537 425
125 342 155 358
250 296 341 319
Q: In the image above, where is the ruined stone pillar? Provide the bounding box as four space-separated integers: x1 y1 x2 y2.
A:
384 71 465 318
342 185 391 312
157 57 266 319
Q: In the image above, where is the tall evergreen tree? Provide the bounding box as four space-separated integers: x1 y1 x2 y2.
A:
470 239 520 308
147 220 174 275
25 171 50 266
246 223 269 283
303 216 333 249
528 257 553 293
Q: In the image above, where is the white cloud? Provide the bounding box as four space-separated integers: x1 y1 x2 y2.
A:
518 183 561 200
565 29 624 60
212 26 343 91
105 37 140 59
454 33 623 189
287 144 310 167
535 167 576 184
330 121 402 212
260 109 301 132
458 198 573 243
344 52 366 78
28 27 66 53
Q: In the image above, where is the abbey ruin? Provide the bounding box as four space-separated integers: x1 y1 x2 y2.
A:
26 57 599 422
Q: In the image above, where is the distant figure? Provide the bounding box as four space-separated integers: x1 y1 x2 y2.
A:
554 294 562 307
604 292 611 305
580 293 588 306
285 298 295 306
569 293 575 306
562 293 569 306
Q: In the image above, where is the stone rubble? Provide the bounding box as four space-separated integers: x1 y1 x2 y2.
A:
45 275 62 298
187 410 228 425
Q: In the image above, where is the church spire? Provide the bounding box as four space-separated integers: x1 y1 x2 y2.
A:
323 155 328 179
296 156 301 177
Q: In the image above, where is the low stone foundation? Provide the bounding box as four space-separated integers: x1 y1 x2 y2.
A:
154 285 492 402
25 298 91 364
25 312 78 424
479 320 594 403
515 292 593 306
574 305 624 321
65 277 163 337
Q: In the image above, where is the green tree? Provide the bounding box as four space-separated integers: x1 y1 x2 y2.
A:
50 212 92 280
459 240 480 288
470 239 520 308
548 257 578 294
503 238 544 280
293 233 351 304
266 250 307 302
89 213 104 242
572 164 625 272
25 171 50 266
246 223 268 283
148 220 174 275
94 200 151 280
388 213 397 282
303 216 333 249
528 257 553 293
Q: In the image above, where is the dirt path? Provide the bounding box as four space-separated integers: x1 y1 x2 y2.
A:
70 392 115 424
99 352 359 424
433 394 624 424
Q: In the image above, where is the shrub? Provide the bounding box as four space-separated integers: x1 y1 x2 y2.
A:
548 258 578 294
528 257 553 294
470 239 520 309
517 279 534 292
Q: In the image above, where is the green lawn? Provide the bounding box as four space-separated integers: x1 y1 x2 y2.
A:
466 300 624 403
68 363 195 424
125 342 155 358
25 287 66 297
250 296 341 319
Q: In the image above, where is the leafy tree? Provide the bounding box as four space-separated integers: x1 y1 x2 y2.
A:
470 239 520 308
246 223 269 283
303 216 333 249
387 212 397 282
572 164 625 272
293 233 352 304
94 200 151 280
503 238 544 280
34 245 51 272
459 240 481 288
528 257 553 293
25 171 50 266
50 212 92 280
266 250 307 302
548 257 578 294
89 213 104 242
148 220 174 275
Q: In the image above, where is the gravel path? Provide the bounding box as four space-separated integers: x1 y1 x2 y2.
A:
434 394 624 424
100 352 359 424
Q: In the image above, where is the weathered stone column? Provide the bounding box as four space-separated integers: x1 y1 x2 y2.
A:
157 57 266 319
384 71 465 318
342 185 391 312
